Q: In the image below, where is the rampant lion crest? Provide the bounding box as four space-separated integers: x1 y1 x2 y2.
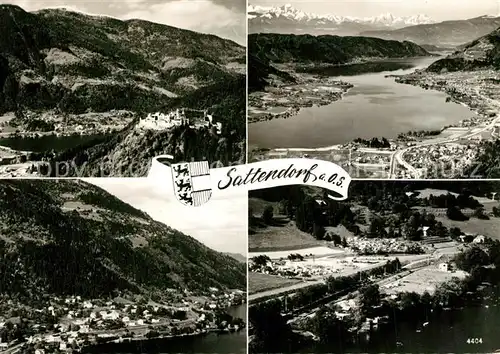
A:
171 161 212 207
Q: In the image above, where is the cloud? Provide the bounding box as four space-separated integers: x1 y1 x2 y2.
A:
125 0 245 43
87 178 247 255
211 0 246 12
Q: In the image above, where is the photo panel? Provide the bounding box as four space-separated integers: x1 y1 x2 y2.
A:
247 0 500 179
0 178 247 353
0 0 246 178
249 181 500 353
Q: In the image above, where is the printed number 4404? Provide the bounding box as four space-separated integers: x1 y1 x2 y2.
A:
467 338 483 344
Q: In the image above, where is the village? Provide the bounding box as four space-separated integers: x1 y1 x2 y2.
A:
136 109 222 134
0 110 134 138
0 288 245 353
248 70 353 124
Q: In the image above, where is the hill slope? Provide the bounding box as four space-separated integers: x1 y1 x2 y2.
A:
0 5 246 173
425 27 500 72
248 54 296 93
249 33 429 64
0 5 245 114
360 16 500 47
0 179 246 300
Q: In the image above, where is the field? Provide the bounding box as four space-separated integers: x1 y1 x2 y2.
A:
248 272 302 294
435 216 500 239
382 265 468 295
249 197 280 216
325 224 357 239
249 197 322 252
416 188 496 205
249 221 322 252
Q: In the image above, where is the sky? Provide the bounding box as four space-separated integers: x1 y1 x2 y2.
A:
4 0 245 45
87 178 247 255
251 0 500 21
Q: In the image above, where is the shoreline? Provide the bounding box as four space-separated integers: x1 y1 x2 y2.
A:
248 81 353 124
250 70 492 157
80 326 246 351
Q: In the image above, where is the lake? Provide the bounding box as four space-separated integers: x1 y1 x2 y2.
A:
0 133 111 153
249 57 477 149
300 301 500 353
83 304 247 354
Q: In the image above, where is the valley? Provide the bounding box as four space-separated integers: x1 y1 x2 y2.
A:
0 179 247 353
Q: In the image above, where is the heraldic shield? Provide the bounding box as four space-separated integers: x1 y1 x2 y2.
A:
171 161 212 207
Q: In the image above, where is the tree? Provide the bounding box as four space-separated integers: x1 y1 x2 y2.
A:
341 237 348 248
249 300 293 353
359 284 381 315
447 206 469 221
454 246 489 272
310 306 347 348
449 227 462 239
473 207 489 220
368 217 386 238
313 223 326 240
434 222 448 238
262 206 274 225
251 255 271 267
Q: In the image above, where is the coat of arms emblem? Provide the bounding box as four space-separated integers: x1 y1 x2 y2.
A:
171 161 212 206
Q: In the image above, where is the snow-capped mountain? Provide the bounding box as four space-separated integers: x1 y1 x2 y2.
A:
248 4 434 35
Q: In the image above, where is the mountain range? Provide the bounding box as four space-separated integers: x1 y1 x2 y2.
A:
248 4 434 35
0 5 245 174
361 15 500 47
0 179 246 300
249 33 429 65
249 33 429 93
426 26 500 72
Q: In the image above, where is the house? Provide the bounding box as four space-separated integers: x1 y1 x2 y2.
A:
215 122 222 134
438 262 450 272
79 325 90 333
473 235 485 243
314 199 327 206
